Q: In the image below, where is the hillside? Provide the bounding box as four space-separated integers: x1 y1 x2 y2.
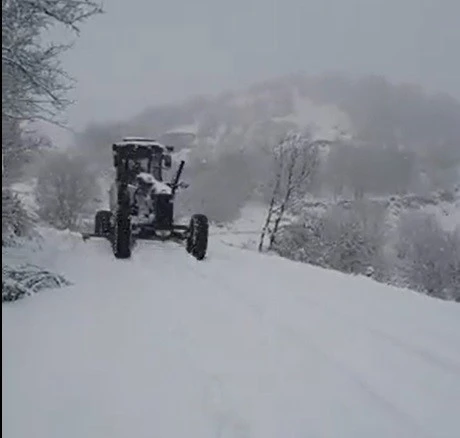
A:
73 73 460 225
75 73 460 161
3 229 460 438
74 74 354 162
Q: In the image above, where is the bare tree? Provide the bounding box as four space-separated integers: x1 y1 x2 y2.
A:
35 150 99 230
259 132 330 251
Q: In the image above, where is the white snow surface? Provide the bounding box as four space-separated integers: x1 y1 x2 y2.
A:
115 138 167 151
3 228 460 438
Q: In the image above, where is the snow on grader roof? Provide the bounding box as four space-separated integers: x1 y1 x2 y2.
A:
114 137 174 152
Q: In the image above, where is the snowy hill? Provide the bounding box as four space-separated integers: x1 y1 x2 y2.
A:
161 83 352 147
76 74 354 167
78 71 460 167
3 229 460 438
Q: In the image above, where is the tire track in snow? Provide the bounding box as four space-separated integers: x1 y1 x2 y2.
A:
176 260 348 437
202 376 251 438
288 289 460 376
191 253 460 437
129 245 257 437
178 258 434 438
74 239 458 437
206 246 460 377
274 323 434 438
168 255 343 437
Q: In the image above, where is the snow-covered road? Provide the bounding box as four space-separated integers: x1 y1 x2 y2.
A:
3 233 460 438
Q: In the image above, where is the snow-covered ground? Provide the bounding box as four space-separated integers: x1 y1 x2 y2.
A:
214 202 267 250
3 228 460 438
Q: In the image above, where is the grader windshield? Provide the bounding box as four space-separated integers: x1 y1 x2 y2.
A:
113 139 171 182
126 156 161 181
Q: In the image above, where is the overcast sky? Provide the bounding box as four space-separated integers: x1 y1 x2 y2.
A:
48 0 459 144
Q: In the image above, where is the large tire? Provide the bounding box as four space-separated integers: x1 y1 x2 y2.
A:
113 210 131 259
186 214 209 261
112 188 132 259
95 210 112 237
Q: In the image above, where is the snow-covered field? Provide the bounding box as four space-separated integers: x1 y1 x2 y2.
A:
2 228 460 438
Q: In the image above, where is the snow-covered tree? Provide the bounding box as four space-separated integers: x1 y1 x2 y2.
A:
2 0 102 241
320 202 387 275
259 131 330 251
2 0 102 122
2 0 102 184
273 200 387 277
2 187 34 245
2 119 51 183
396 212 460 301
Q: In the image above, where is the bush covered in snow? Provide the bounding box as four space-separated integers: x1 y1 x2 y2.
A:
2 185 74 303
273 198 460 302
2 187 34 246
274 200 387 277
395 212 460 301
2 263 72 302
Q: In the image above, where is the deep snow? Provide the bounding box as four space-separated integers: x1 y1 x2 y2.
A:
2 229 460 438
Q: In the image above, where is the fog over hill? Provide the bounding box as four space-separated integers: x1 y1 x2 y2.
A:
72 73 459 221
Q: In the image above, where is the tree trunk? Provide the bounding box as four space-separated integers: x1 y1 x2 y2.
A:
259 180 279 252
268 185 293 250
